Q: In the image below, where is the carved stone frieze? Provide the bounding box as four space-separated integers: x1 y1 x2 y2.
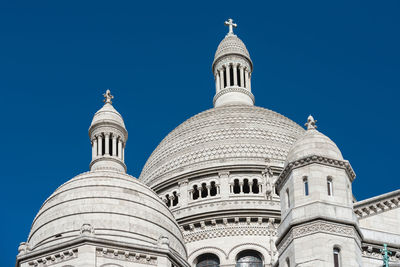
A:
96 247 157 265
182 220 278 243
277 220 360 254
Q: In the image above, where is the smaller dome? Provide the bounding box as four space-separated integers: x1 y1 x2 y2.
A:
286 128 343 164
213 34 251 67
90 102 126 129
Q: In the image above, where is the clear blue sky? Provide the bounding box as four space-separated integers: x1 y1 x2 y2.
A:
1 1 399 265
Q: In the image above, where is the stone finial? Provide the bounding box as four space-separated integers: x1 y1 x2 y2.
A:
224 18 237 35
80 223 95 236
103 89 114 104
18 242 28 255
158 235 169 249
305 115 317 130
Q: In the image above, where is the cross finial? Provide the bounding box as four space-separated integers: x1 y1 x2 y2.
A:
380 244 392 267
305 115 317 130
103 89 114 104
224 18 237 35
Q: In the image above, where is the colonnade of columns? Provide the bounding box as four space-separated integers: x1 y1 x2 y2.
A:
215 63 251 91
91 133 124 160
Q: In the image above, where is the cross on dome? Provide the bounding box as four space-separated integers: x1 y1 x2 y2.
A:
103 89 114 104
305 115 317 130
224 18 237 35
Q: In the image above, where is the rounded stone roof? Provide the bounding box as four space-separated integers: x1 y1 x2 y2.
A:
90 103 126 129
213 34 251 67
27 170 186 257
139 105 305 186
286 128 343 164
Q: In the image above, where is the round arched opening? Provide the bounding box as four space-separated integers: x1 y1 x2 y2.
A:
196 253 220 267
236 250 263 267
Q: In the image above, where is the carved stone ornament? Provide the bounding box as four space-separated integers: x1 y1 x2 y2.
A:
80 223 95 236
96 247 157 265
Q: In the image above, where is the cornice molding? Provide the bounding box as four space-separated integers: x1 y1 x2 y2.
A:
354 190 400 219
275 155 356 192
213 87 255 106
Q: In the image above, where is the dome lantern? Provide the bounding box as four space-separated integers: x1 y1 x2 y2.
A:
212 19 254 107
89 90 128 173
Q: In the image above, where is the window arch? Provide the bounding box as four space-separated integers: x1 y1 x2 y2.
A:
210 181 217 196
233 179 240 194
172 191 178 206
236 250 262 267
333 247 341 267
201 183 208 198
303 176 309 196
252 179 259 193
243 179 250 194
327 176 333 196
196 253 220 267
193 185 199 200
285 257 290 267
286 188 290 209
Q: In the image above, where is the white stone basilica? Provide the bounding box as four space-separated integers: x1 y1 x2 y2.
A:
16 20 400 267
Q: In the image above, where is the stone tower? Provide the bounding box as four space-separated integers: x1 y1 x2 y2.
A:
274 116 363 267
212 18 254 107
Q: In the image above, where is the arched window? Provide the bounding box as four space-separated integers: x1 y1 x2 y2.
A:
236 250 262 267
172 191 178 206
252 179 259 193
196 253 220 267
243 179 250 194
286 188 290 209
201 183 208 198
327 177 333 196
210 181 217 196
286 258 290 267
193 185 199 200
333 247 341 267
165 194 171 207
233 179 240 194
303 177 309 196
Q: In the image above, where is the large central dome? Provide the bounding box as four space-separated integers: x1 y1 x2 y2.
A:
139 105 304 187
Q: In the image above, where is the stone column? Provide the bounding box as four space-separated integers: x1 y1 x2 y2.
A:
226 65 231 87
233 63 238 86
206 185 211 196
240 66 245 87
245 70 249 89
92 138 97 158
240 182 244 194
215 72 220 91
118 139 123 160
122 144 125 161
112 135 117 156
97 135 103 156
219 69 224 89
104 133 110 156
249 181 254 193
248 72 252 91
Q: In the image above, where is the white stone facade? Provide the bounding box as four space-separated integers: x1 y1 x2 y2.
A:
16 20 400 267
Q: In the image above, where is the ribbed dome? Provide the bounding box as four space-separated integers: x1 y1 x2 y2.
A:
90 102 126 129
286 128 343 164
213 34 251 67
27 170 186 258
139 105 305 186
